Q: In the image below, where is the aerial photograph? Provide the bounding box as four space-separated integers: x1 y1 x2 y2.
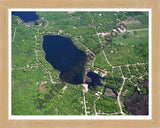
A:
11 10 150 116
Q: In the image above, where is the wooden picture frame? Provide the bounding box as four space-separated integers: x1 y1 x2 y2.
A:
0 0 160 127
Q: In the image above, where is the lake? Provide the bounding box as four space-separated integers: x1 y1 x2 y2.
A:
12 11 39 22
43 35 87 84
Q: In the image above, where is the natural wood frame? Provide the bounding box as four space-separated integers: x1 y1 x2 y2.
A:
0 0 160 128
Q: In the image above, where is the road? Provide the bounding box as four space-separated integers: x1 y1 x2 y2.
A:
118 67 127 115
83 92 87 115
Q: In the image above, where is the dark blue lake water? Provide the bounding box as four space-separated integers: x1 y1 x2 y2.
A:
43 35 87 84
87 71 103 89
12 11 39 22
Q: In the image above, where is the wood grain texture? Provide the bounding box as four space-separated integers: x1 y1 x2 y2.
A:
0 0 155 8
0 0 160 128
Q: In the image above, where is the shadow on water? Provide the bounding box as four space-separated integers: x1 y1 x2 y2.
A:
43 35 87 84
12 11 39 22
86 71 103 89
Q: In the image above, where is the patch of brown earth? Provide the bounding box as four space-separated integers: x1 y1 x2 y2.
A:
39 85 47 92
120 18 141 26
104 87 116 98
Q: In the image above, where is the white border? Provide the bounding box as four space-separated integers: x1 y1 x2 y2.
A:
9 8 152 120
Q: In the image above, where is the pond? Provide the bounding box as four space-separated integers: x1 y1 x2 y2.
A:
12 11 39 22
86 71 103 89
42 35 87 84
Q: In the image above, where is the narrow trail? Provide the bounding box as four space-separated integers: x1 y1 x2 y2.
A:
34 35 38 62
49 72 57 84
45 19 49 28
117 77 126 115
82 84 89 115
43 17 49 28
83 92 87 116
12 27 17 42
94 92 101 115
62 85 68 93
102 50 113 67
118 67 126 115
94 97 100 115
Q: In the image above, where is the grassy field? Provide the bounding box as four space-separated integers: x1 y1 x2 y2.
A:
104 30 148 66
